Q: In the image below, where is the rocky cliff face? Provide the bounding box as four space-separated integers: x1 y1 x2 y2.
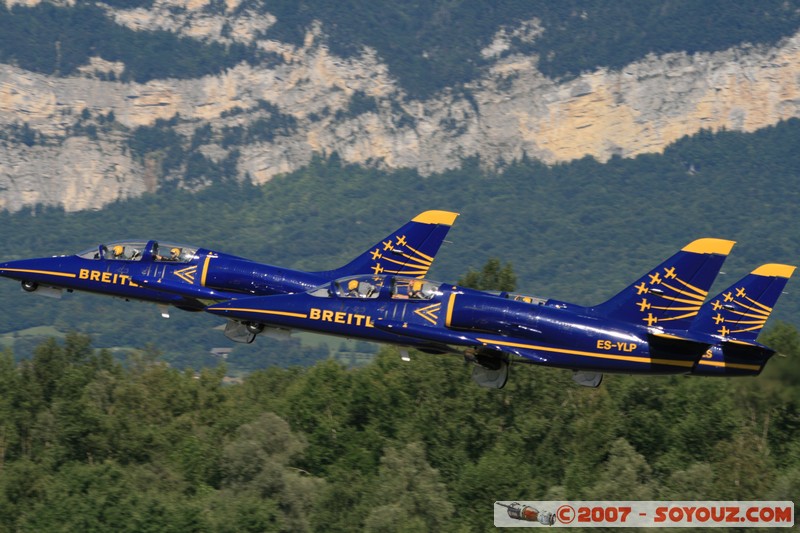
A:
1 0 799 212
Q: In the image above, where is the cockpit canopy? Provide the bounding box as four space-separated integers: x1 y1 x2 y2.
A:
309 275 442 300
77 240 198 263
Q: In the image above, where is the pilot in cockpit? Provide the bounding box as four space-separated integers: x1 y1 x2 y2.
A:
345 279 360 296
112 245 126 260
408 280 424 298
344 279 376 298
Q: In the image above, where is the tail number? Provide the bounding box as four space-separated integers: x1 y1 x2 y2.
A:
596 340 638 352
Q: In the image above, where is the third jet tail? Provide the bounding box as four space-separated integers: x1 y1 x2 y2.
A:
691 263 796 376
692 263 796 341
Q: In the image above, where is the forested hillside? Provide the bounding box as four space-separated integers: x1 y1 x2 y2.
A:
1 0 798 97
1 327 798 531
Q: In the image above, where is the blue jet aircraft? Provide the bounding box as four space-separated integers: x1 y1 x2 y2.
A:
205 238 794 388
0 210 458 342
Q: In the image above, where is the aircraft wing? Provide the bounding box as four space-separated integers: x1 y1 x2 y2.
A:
374 319 552 363
375 319 480 348
127 274 244 304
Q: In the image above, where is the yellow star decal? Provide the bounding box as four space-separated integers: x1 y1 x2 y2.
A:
635 282 649 295
723 292 734 302
664 266 677 279
396 234 407 247
637 299 651 312
736 287 746 298
371 264 384 274
382 240 393 251
370 249 382 261
713 313 725 325
649 272 662 285
712 300 722 311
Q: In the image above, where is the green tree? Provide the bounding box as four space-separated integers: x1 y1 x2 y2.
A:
361 442 456 533
458 258 516 291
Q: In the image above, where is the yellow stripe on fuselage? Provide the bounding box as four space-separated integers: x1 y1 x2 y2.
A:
201 256 212 286
445 293 457 327
219 308 308 319
696 360 762 371
476 338 695 368
1 268 76 279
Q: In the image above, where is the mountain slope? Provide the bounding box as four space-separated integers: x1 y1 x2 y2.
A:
1 0 799 212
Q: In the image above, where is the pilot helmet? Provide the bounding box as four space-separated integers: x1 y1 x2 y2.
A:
113 245 124 256
348 279 359 291
411 280 424 292
170 247 181 257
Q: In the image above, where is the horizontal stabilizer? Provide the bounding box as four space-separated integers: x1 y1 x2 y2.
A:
692 342 774 376
647 331 711 367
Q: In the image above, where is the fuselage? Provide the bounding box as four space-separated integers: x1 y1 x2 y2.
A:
0 239 329 310
0 211 459 312
206 274 721 376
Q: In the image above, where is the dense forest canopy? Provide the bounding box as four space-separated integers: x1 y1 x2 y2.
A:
0 326 798 531
0 1 798 96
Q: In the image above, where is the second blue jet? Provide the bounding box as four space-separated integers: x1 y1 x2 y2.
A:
205 238 794 388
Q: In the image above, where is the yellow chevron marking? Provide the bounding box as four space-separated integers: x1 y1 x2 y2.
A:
414 303 441 325
174 266 197 283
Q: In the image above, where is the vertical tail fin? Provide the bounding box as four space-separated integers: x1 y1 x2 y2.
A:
318 210 459 279
591 238 735 329
691 263 795 341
